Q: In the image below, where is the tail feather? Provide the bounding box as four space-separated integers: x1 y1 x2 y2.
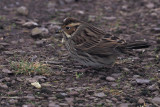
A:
125 42 150 49
117 41 150 54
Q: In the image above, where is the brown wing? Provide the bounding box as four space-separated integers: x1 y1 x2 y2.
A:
72 23 125 56
71 23 107 45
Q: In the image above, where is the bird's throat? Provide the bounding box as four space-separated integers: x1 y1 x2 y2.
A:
64 32 71 38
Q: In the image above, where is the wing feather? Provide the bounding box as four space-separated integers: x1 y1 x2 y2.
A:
71 23 123 56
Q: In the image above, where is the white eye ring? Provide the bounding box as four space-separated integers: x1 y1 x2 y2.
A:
66 27 70 30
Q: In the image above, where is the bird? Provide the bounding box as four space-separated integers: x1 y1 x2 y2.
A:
59 17 150 68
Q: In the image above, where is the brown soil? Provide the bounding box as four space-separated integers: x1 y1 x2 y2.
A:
0 0 160 107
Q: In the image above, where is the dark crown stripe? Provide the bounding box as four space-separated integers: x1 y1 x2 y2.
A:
63 18 80 25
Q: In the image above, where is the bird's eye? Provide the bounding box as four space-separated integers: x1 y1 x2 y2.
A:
66 27 70 30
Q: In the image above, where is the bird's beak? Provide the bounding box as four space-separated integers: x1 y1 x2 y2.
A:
55 29 62 34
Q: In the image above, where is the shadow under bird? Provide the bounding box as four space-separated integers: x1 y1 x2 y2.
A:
58 17 150 68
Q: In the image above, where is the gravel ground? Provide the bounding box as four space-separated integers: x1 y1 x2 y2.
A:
0 0 160 107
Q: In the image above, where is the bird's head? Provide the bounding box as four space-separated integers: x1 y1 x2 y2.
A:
61 17 81 38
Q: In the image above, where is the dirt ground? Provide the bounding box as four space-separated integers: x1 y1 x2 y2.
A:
0 0 160 107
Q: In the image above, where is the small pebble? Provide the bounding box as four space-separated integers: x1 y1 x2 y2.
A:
0 83 8 89
35 40 44 47
119 103 130 107
23 21 38 28
94 92 106 98
138 98 145 104
9 99 18 104
146 3 154 9
152 97 160 105
2 68 12 74
17 6 28 15
136 79 150 84
31 27 49 38
106 76 115 82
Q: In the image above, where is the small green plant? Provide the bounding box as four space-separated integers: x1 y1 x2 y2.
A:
0 16 2 21
144 63 153 69
134 24 139 28
95 103 104 107
12 23 16 28
10 60 49 75
155 54 159 62
114 20 120 29
75 72 83 79
149 77 156 81
109 89 123 96
137 102 146 107
0 15 6 21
